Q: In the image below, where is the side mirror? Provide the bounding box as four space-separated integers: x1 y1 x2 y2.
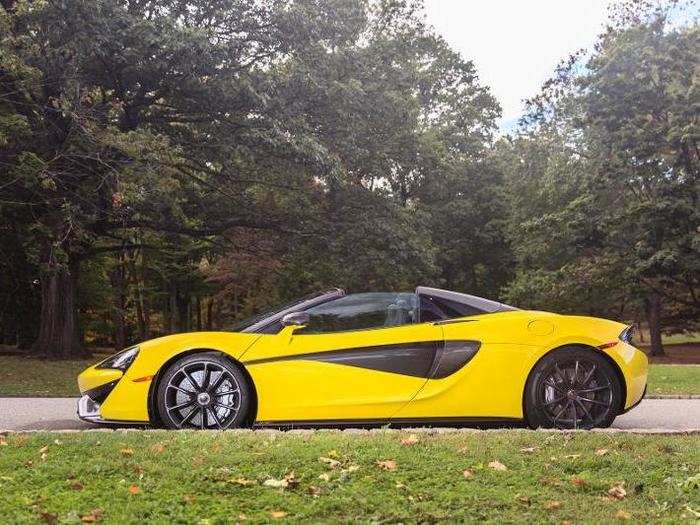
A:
281 311 310 327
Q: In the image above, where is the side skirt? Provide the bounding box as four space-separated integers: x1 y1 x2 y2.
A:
253 416 525 430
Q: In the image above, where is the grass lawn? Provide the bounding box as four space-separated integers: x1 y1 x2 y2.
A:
1 354 699 397
0 355 101 397
0 430 698 523
647 365 700 396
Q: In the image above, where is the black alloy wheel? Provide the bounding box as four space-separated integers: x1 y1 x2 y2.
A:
157 352 250 429
525 347 622 429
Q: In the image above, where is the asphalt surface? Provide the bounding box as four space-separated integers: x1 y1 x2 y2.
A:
0 398 698 431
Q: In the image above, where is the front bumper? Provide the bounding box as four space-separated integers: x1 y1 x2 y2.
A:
77 395 108 424
77 377 124 424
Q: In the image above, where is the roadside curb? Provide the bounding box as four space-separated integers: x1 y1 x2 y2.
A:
646 395 700 399
1 427 698 436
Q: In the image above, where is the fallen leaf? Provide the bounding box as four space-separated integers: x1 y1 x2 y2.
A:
545 500 561 510
183 495 195 504
25 460 33 469
563 454 581 460
0 437 7 446
615 509 631 521
230 477 256 486
538 476 558 486
53 440 62 446
270 511 287 519
400 434 419 446
264 472 299 490
263 479 284 488
151 443 165 454
319 457 341 469
463 469 474 478
608 483 627 500
39 511 58 524
516 495 531 506
376 459 397 471
80 508 103 523
39 445 49 454
307 485 321 497
70 481 84 491
395 481 406 489
120 448 134 457
520 447 536 454
596 448 609 456
128 485 141 495
571 476 586 488
283 472 299 488
488 460 507 471
318 473 331 482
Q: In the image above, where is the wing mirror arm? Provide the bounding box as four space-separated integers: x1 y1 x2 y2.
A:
280 311 310 330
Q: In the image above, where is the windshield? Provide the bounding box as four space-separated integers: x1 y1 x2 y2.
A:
227 289 343 332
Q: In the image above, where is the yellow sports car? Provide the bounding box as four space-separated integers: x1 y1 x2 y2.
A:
77 287 647 430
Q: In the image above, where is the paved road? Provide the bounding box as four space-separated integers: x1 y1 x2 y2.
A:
0 398 698 431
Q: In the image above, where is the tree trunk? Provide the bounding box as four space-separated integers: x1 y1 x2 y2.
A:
168 281 178 333
177 291 190 332
205 297 214 330
110 253 127 351
32 257 88 358
646 292 664 357
196 296 202 331
128 250 149 341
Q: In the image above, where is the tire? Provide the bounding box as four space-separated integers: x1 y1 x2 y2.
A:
524 347 623 430
157 352 251 430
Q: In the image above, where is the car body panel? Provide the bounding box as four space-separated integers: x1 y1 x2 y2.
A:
80 331 261 422
76 292 648 425
241 323 443 421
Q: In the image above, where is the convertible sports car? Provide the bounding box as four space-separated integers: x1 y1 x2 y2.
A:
77 287 647 430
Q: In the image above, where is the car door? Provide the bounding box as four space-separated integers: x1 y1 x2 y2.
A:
242 293 444 423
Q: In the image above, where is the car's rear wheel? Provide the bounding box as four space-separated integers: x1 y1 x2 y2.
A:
524 347 622 429
157 352 250 430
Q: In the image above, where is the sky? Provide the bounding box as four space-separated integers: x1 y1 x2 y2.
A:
423 0 616 132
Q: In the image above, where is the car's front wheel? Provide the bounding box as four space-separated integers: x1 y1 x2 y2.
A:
156 352 251 430
524 347 622 429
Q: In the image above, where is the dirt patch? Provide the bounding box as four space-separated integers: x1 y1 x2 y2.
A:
642 343 700 364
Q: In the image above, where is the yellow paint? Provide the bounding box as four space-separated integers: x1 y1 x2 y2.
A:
77 310 648 424
244 323 441 421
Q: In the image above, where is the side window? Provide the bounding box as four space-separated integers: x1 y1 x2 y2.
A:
419 295 484 322
299 293 418 334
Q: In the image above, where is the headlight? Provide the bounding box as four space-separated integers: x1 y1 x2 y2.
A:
619 326 637 346
96 346 139 371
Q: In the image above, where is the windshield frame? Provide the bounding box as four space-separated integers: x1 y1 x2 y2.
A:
235 288 345 333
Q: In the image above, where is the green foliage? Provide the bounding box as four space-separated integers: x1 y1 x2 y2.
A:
502 1 698 350
0 0 696 355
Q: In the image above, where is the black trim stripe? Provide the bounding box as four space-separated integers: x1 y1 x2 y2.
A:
244 339 480 379
254 416 523 429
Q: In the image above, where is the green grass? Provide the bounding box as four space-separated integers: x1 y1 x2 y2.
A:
0 355 101 396
648 365 700 396
0 431 697 523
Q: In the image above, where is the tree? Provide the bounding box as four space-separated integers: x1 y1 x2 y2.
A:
505 0 699 355
0 0 355 356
